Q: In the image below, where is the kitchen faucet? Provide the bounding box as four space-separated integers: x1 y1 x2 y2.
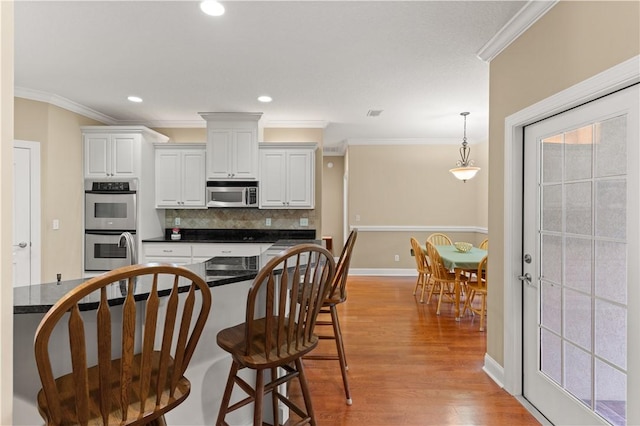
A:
118 231 137 265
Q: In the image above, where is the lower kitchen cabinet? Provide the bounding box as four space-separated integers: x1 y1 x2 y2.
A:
191 243 268 263
259 142 316 209
142 242 269 264
142 243 192 265
155 144 206 208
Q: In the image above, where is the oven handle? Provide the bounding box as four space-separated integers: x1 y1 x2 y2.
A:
85 190 137 195
85 230 136 235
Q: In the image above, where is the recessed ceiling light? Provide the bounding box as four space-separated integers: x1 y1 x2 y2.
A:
127 96 143 103
200 1 225 17
257 95 273 103
367 109 383 117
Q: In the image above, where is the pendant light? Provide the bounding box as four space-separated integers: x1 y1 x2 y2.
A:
449 112 480 182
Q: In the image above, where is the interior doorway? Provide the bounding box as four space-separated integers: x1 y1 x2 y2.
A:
13 140 41 287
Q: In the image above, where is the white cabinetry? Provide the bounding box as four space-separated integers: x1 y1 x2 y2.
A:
200 112 262 180
259 143 316 209
192 243 266 263
155 144 206 208
84 133 140 178
82 126 169 179
143 243 192 265
142 242 268 265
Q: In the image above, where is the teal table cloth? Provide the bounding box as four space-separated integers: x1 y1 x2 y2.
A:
435 245 487 270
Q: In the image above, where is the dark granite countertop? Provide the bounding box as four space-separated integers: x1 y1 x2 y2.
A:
143 228 316 243
14 239 322 314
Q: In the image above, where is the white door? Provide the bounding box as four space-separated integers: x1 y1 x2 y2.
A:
522 85 639 425
13 141 41 287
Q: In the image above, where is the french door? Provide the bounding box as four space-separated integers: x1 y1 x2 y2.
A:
522 84 639 425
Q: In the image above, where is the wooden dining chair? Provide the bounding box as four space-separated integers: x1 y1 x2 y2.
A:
411 237 432 303
305 229 358 405
426 233 453 246
426 242 468 315
463 255 488 331
34 263 212 426
216 244 336 426
479 238 489 250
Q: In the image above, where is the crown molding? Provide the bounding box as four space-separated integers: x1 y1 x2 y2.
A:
15 87 119 125
476 0 558 63
347 137 460 146
264 120 328 129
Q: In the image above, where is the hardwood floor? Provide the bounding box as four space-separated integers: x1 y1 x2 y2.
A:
289 276 540 425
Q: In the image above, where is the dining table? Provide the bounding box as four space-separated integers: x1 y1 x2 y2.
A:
434 244 488 320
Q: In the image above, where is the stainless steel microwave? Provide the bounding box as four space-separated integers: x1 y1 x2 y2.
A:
206 181 258 208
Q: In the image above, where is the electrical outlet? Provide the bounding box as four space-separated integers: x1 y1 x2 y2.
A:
394 254 400 262
175 217 181 226
266 218 272 226
300 218 309 227
355 214 361 222
52 219 60 230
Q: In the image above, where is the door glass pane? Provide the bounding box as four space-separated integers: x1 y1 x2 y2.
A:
542 184 562 232
541 328 562 383
596 180 626 239
595 116 626 178
566 182 592 235
565 237 592 293
564 287 591 350
537 113 628 425
595 241 627 305
541 281 561 334
564 342 592 405
596 359 626 425
565 126 593 181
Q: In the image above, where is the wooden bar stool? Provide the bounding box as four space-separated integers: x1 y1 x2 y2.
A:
34 263 212 426
304 229 357 405
215 244 335 426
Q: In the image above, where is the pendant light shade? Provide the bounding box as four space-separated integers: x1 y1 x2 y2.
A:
449 112 480 182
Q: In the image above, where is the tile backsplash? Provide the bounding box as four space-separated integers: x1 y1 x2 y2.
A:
165 208 316 230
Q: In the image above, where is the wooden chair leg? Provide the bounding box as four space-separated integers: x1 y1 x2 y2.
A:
413 273 422 296
426 281 439 304
254 369 265 426
419 273 430 303
479 294 486 332
271 367 280 426
436 281 445 315
295 358 316 426
330 305 352 405
216 361 240 426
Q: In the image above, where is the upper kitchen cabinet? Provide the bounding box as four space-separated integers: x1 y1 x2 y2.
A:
259 142 316 209
199 112 262 180
155 144 206 209
82 126 169 179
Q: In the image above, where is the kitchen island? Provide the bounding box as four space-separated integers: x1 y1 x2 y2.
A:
13 239 321 425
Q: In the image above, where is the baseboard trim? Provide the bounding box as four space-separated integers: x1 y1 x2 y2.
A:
482 352 505 388
350 268 415 276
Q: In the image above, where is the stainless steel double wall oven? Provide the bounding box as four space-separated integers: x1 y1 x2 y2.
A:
84 179 137 271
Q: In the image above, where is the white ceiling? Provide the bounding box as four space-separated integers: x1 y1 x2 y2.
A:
14 0 531 147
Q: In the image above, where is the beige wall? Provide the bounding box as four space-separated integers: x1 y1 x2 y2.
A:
14 98 102 282
488 1 640 366
321 156 345 253
0 1 13 422
347 143 488 269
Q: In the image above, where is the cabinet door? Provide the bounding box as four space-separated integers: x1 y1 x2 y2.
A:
286 150 314 208
111 134 139 177
181 150 206 207
259 150 287 208
233 128 258 179
155 150 182 207
84 134 110 178
207 129 233 179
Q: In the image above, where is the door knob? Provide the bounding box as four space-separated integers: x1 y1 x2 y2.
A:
14 241 28 248
518 273 532 284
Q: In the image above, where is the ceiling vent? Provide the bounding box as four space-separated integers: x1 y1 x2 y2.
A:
367 109 383 117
